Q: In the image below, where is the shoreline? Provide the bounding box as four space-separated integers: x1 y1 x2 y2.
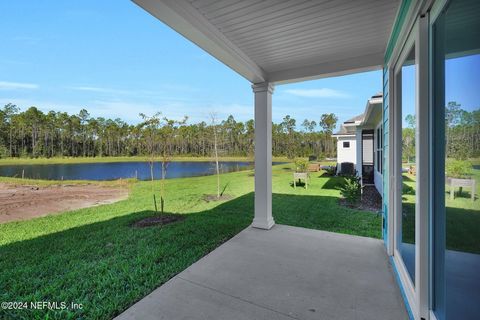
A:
0 156 292 166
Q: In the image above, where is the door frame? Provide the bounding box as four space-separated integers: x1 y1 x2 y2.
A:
389 12 431 319
428 1 449 319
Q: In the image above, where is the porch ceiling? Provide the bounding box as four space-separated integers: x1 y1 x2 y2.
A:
133 0 401 84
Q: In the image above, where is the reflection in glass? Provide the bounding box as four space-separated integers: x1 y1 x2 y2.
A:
433 0 480 319
398 46 416 284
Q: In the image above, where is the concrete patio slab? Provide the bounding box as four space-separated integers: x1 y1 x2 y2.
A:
115 225 408 320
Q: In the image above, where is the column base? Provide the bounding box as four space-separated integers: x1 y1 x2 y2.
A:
252 217 275 230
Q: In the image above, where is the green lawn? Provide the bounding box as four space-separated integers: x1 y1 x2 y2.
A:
0 164 380 319
401 167 480 254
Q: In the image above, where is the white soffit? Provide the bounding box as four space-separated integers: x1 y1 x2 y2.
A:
133 0 401 84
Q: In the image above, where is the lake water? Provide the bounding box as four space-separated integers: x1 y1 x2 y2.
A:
0 161 284 181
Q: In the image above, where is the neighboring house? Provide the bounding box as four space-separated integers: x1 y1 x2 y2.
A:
333 94 383 194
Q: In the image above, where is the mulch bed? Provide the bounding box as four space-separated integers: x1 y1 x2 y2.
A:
131 214 185 228
339 185 382 213
202 194 234 202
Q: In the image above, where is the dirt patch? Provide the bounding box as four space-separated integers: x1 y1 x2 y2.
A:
0 183 129 223
339 185 382 213
131 214 185 228
202 194 234 202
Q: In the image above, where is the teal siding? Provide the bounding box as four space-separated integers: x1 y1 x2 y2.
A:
382 67 389 243
384 0 413 63
383 0 412 245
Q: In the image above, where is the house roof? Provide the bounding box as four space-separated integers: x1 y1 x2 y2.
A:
333 93 383 136
133 0 401 84
344 114 365 124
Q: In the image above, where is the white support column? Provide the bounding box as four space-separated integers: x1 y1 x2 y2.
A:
252 82 275 230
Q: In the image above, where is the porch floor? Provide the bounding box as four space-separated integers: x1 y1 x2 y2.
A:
115 225 408 320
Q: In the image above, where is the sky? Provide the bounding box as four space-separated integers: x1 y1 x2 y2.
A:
0 0 383 130
400 53 480 127
0 1 478 130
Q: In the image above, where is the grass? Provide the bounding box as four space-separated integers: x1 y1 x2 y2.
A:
0 155 292 166
0 163 379 320
401 167 480 254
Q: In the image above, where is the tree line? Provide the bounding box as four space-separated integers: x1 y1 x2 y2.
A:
0 103 339 159
402 101 480 162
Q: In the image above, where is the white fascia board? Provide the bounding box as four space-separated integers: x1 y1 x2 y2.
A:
133 0 266 83
332 134 356 138
361 99 382 126
269 52 384 85
343 122 361 127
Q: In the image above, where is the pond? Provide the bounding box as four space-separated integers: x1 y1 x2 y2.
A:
0 161 285 181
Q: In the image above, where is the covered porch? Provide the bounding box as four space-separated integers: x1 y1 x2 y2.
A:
125 0 408 318
116 225 407 320
131 0 400 230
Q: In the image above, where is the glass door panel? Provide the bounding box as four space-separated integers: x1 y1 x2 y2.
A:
395 44 417 285
432 0 480 319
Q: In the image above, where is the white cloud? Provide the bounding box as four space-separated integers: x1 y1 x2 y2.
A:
68 86 131 95
284 88 349 98
68 85 200 100
0 81 39 90
90 100 252 124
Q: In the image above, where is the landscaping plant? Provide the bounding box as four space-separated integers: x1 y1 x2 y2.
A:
340 174 362 206
210 112 221 199
446 159 473 178
324 165 337 176
158 116 188 213
139 112 162 212
294 158 309 172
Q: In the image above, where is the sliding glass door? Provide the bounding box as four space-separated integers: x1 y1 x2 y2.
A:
431 0 480 319
392 25 419 304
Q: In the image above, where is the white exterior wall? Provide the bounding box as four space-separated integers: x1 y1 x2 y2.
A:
374 167 383 194
336 136 356 173
355 128 363 175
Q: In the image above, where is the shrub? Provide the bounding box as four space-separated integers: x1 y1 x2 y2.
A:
340 174 362 205
324 165 337 176
446 159 473 178
294 158 309 172
402 183 415 195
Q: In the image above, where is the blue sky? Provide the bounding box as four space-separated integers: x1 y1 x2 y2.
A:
401 54 480 126
0 0 382 129
0 1 478 130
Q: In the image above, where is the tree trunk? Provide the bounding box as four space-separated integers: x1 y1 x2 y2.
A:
213 125 220 198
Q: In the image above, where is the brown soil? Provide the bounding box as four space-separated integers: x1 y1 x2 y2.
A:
131 214 185 228
0 183 129 223
339 185 382 213
202 194 234 202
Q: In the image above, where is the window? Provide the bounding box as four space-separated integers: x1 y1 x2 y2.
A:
343 141 350 148
376 127 383 173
